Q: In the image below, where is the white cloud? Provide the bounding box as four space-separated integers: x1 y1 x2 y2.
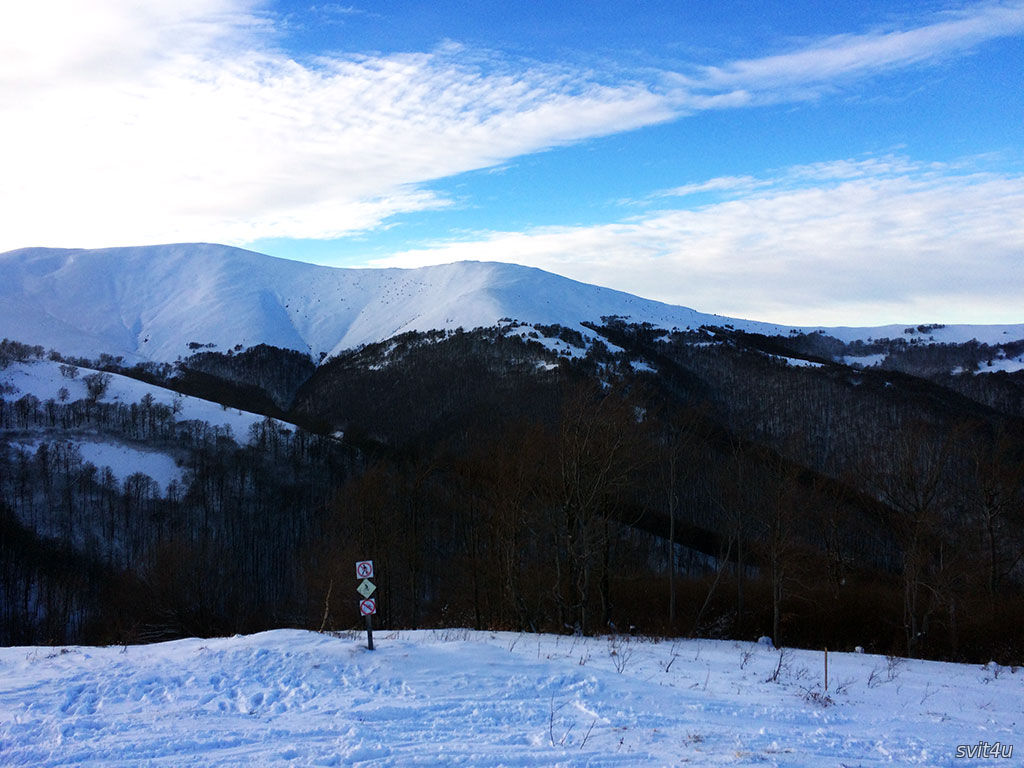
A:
672 1 1024 105
659 176 764 198
0 0 264 89
0 1 674 250
365 158 1024 326
1 1 1023 252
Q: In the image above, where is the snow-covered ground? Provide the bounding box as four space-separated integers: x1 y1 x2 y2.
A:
1 629 1020 767
774 355 825 369
1 359 288 443
2 359 293 492
841 353 887 369
976 354 1024 374
8 437 184 491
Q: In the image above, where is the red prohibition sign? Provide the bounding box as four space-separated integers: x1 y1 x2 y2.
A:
359 599 377 616
356 560 374 579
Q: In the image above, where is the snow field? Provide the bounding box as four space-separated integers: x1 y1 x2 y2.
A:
2 359 294 493
976 354 1024 374
774 355 825 369
8 438 184 491
4 358 289 446
1 629 1021 767
1 359 284 441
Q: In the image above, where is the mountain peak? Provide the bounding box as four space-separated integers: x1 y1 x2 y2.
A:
0 244 717 362
1 244 1021 363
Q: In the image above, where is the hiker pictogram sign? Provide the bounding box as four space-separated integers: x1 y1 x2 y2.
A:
357 579 376 598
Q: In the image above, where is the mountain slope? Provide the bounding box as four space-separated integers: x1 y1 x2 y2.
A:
5 243 1021 364
0 244 729 362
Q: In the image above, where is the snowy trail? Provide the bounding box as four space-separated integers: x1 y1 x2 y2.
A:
1 629 1021 766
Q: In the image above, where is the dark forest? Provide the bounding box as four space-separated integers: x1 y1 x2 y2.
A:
2 323 1022 664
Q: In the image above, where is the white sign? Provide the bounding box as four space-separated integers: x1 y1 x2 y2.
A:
359 599 377 616
357 579 376 599
356 560 374 579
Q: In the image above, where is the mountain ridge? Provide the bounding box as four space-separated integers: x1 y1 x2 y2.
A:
2 243 1022 363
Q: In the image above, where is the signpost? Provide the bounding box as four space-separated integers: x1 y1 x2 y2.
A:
357 561 376 650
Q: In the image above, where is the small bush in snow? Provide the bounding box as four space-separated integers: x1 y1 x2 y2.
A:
608 636 634 674
802 687 835 707
766 648 791 683
886 655 905 681
740 645 756 669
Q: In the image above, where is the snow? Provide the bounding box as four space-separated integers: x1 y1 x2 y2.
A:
1 359 288 443
10 438 183 491
774 355 825 369
976 355 1024 374
2 358 292 491
0 629 1020 767
842 353 886 368
806 323 1024 346
3 245 1019 365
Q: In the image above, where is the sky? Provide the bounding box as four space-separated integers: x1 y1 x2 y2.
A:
2 1 1022 325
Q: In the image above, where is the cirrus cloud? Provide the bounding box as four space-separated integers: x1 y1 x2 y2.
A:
670 1 1024 108
0 1 674 251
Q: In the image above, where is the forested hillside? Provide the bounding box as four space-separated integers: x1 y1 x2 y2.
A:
2 318 1023 663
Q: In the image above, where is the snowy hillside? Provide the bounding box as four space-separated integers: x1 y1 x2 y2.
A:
1 358 289 490
1 629 1019 767
1 359 283 440
3 244 1021 364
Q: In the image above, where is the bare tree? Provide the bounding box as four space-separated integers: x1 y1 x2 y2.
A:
871 420 961 656
961 426 1024 605
658 405 707 625
552 383 650 634
83 372 112 402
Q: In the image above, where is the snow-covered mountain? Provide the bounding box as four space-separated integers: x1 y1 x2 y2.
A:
2 243 1022 363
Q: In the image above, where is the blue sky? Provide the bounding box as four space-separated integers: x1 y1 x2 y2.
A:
2 1 1022 324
